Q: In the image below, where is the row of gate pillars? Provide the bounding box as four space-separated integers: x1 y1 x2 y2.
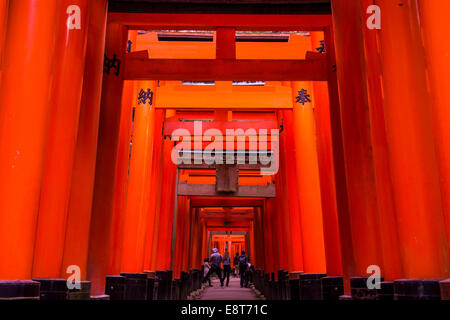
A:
252 270 450 300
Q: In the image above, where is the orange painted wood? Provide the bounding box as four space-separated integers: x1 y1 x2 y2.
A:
310 32 343 276
360 0 403 281
61 0 108 280
32 0 89 279
0 0 58 280
121 80 158 273
323 25 355 292
108 13 332 31
107 32 138 276
419 0 450 260
377 0 449 278
143 110 165 271
216 27 236 60
125 57 328 81
281 108 305 273
155 84 293 109
155 138 177 271
0 0 9 85
290 81 327 273
332 0 384 277
86 23 129 295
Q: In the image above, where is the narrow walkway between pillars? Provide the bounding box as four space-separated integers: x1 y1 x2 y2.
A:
200 278 260 300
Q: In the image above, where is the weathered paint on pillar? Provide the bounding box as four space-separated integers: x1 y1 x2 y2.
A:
418 0 450 259
33 0 89 279
121 80 158 272
87 23 129 295
310 32 343 276
0 0 58 279
376 0 449 278
291 81 327 273
360 0 403 280
61 0 108 281
331 0 384 277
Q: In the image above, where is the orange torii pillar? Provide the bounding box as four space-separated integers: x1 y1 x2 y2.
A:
32 0 89 279
143 110 165 271
331 0 384 277
0 0 58 280
121 81 158 273
181 206 192 273
309 32 343 276
154 136 177 271
87 23 129 295
263 199 278 275
359 0 403 280
0 0 9 85
279 107 304 273
61 0 108 281
274 163 291 272
376 0 449 278
290 81 327 274
108 31 139 276
419 0 450 257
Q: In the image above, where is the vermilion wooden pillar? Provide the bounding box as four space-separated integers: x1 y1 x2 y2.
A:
290 81 327 273
376 0 449 278
0 0 58 280
279 106 304 273
331 0 384 277
154 137 177 271
360 0 403 280
121 81 158 272
418 0 450 258
87 23 129 294
108 31 138 276
143 110 165 271
323 25 355 290
0 0 9 85
61 0 108 280
309 32 343 276
32 0 89 279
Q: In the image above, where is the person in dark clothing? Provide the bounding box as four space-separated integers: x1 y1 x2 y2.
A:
238 250 249 288
202 258 212 286
222 251 232 286
233 252 240 277
202 248 224 287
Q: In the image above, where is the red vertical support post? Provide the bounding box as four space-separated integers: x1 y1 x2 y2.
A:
61 0 108 281
121 80 158 273
279 106 304 273
32 0 89 279
108 31 139 276
418 0 450 259
0 0 58 280
290 80 327 274
309 32 343 276
87 23 129 295
143 110 165 271
376 0 449 278
155 137 177 271
359 0 403 280
331 0 384 278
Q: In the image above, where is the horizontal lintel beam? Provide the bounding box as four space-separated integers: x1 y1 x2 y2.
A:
108 13 332 31
178 183 276 198
125 58 328 81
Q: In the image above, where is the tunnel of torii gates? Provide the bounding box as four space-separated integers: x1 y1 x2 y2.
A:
0 0 450 299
